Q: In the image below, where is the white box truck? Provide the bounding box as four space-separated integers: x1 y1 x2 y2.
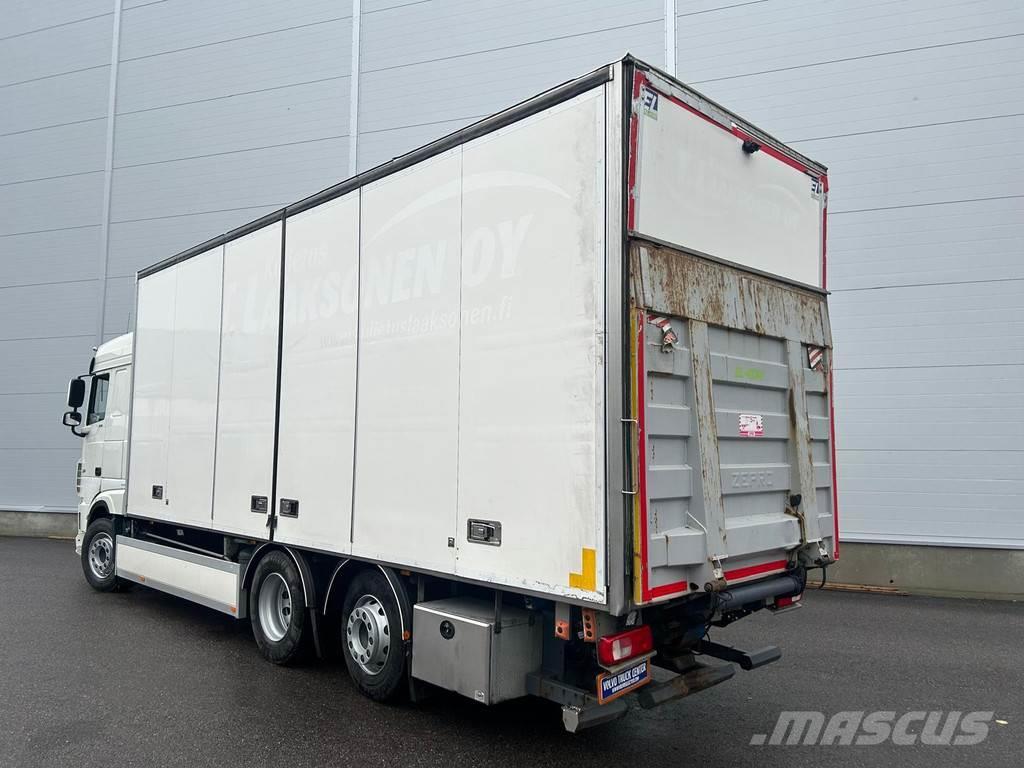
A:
62 56 837 731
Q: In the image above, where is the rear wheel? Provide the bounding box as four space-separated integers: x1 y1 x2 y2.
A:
81 518 120 592
341 569 406 701
249 551 309 665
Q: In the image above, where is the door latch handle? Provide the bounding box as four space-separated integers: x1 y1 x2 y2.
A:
94 467 101 477
467 519 501 546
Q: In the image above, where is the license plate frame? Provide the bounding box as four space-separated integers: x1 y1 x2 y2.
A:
596 655 652 704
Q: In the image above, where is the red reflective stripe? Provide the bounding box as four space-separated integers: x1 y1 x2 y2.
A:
649 581 688 599
829 365 840 560
820 173 830 289
821 173 838 558
724 559 788 582
636 310 650 600
626 71 644 229
636 313 688 603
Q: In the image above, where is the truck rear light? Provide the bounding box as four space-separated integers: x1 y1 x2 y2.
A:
597 626 653 666
774 593 802 608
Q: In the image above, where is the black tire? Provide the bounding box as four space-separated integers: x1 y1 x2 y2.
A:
81 518 121 592
249 551 309 665
341 569 407 702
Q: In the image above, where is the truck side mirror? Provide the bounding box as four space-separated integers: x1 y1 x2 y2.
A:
67 377 86 408
62 409 87 438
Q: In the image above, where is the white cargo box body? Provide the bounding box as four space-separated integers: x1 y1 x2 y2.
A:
126 57 835 614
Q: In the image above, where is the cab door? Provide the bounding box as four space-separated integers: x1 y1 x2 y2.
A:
100 367 130 486
80 373 110 503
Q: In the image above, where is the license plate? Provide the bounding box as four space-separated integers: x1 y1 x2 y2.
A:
597 657 651 704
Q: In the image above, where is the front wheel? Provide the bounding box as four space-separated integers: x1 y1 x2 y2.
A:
341 569 407 702
81 518 121 592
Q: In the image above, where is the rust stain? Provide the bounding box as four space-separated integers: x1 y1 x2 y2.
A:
629 239 832 349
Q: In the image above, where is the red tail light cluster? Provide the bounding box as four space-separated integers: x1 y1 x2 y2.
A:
597 625 653 666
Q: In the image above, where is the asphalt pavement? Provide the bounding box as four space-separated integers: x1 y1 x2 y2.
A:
1 536 1019 767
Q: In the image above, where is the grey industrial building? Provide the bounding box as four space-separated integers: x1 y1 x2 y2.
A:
1 0 1021 595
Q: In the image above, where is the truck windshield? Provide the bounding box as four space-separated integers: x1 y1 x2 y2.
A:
87 374 109 425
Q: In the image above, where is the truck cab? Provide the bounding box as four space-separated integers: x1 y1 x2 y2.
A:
63 333 133 556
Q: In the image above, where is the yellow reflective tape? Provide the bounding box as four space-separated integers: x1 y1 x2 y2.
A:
630 309 644 604
569 547 597 592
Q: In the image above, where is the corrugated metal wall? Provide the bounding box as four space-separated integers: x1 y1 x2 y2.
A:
0 2 112 510
1 0 1021 549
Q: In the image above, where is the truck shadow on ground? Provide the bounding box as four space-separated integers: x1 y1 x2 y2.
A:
118 580 660 747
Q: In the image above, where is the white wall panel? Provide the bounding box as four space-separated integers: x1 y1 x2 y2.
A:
0 2 111 513
0 448 81 509
826 197 1024 290
360 0 660 71
0 67 108 135
4 1 110 39
352 151 461 571
4 392 87 450
212 223 281 538
0 173 104 235
830 280 1023 371
0 227 102 288
117 0 344 61
838 446 1024 548
109 139 348 224
0 329 99 508
127 267 176 521
165 248 223 527
0 281 97 340
0 119 106 185
275 193 359 551
0 13 111 87
683 37 1024 146
113 79 349 169
455 90 605 599
634 83 823 286
0 337 92 395
115 20 351 115
796 115 1024 214
675 0 1024 83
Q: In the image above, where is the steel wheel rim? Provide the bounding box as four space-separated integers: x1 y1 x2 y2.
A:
346 595 391 676
258 573 292 643
88 533 114 580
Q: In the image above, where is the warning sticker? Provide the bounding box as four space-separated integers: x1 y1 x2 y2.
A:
640 86 659 119
738 414 764 438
